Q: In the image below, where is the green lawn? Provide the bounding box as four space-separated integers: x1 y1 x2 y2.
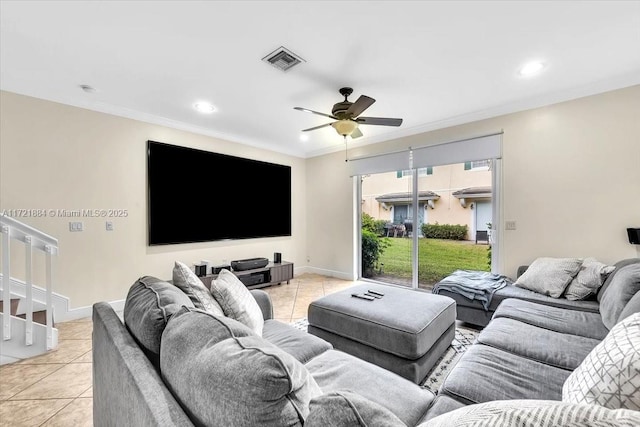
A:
372 238 490 287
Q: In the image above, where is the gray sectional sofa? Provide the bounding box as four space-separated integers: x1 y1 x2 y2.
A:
93 259 640 426
425 257 640 420
92 276 435 427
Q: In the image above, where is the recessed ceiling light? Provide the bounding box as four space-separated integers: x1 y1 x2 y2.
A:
519 61 545 77
194 102 215 113
299 134 309 142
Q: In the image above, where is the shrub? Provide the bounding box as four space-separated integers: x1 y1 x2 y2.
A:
421 222 468 240
361 229 389 277
362 212 388 236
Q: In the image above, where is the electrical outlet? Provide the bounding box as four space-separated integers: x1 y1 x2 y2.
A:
505 221 517 230
69 221 83 232
106 221 114 231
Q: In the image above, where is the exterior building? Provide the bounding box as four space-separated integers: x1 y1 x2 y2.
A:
361 161 492 240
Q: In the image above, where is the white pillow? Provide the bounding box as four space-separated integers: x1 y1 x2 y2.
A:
514 257 582 298
564 257 615 301
562 312 640 410
172 261 224 316
211 269 264 336
420 399 640 427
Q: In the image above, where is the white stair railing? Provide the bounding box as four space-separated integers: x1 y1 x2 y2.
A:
0 214 58 350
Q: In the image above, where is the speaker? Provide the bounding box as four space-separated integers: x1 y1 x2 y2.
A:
194 264 207 277
274 252 282 263
627 228 640 245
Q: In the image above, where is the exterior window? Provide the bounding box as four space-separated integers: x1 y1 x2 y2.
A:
464 160 491 171
396 167 433 178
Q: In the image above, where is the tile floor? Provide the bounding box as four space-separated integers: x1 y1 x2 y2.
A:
0 273 357 426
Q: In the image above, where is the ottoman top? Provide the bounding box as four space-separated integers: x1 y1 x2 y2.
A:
308 283 456 359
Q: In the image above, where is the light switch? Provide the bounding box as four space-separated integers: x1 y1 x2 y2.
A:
505 221 517 230
106 221 114 231
69 222 83 232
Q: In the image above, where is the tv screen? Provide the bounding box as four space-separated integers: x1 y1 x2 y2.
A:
147 140 292 245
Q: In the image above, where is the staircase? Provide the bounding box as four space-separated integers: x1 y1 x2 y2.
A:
1 214 59 365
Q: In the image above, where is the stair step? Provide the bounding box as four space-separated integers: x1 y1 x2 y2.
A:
0 298 20 316
16 310 53 327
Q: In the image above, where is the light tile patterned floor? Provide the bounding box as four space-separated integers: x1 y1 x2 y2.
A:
0 273 356 426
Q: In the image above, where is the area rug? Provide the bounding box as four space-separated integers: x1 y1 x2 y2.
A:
289 318 479 394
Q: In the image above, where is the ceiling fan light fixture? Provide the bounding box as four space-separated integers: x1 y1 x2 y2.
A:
332 119 358 136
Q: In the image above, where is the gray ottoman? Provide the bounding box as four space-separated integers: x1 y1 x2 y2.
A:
307 283 456 384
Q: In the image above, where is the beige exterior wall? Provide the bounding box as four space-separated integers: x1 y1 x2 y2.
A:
307 85 640 279
361 164 492 238
0 91 307 309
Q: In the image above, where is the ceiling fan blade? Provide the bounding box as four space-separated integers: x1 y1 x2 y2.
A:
346 95 375 118
294 107 338 120
356 117 403 127
302 122 333 132
351 127 363 139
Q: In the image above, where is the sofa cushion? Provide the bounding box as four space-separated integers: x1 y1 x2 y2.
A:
619 291 640 322
492 298 609 340
597 258 640 302
160 307 321 427
513 257 582 298
563 312 640 410
210 269 264 335
305 391 405 427
172 261 224 316
564 257 615 301
598 263 640 329
419 399 640 427
477 317 600 370
440 344 571 404
122 276 194 368
305 349 434 426
262 319 332 363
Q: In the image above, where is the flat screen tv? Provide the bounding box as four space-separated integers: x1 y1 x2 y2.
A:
147 140 291 245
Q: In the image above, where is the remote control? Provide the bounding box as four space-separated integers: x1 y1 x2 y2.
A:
351 293 375 301
364 292 382 299
367 290 385 297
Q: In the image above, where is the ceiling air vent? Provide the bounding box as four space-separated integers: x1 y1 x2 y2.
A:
262 46 305 72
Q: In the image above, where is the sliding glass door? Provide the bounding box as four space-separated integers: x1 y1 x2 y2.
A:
361 170 413 287
353 133 503 289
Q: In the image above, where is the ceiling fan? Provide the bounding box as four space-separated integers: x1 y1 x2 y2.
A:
294 87 403 139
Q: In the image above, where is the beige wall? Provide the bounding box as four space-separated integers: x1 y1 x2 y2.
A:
307 85 640 279
3 85 639 308
0 91 307 309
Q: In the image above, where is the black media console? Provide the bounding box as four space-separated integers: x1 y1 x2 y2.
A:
199 261 294 290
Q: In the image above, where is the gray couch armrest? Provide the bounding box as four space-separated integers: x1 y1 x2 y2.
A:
250 289 273 320
92 302 194 427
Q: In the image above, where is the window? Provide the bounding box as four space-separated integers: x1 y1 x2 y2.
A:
464 160 491 171
397 167 433 178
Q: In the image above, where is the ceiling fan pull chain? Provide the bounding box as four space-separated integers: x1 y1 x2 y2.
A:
344 135 348 162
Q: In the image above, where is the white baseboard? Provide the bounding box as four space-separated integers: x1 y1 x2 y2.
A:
300 266 356 281
1 274 125 322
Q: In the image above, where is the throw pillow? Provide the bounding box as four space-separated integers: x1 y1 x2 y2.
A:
305 391 405 427
564 257 615 301
513 257 583 298
123 276 194 369
598 263 640 329
161 307 322 427
210 268 264 336
562 312 640 410
172 261 224 316
419 399 640 427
